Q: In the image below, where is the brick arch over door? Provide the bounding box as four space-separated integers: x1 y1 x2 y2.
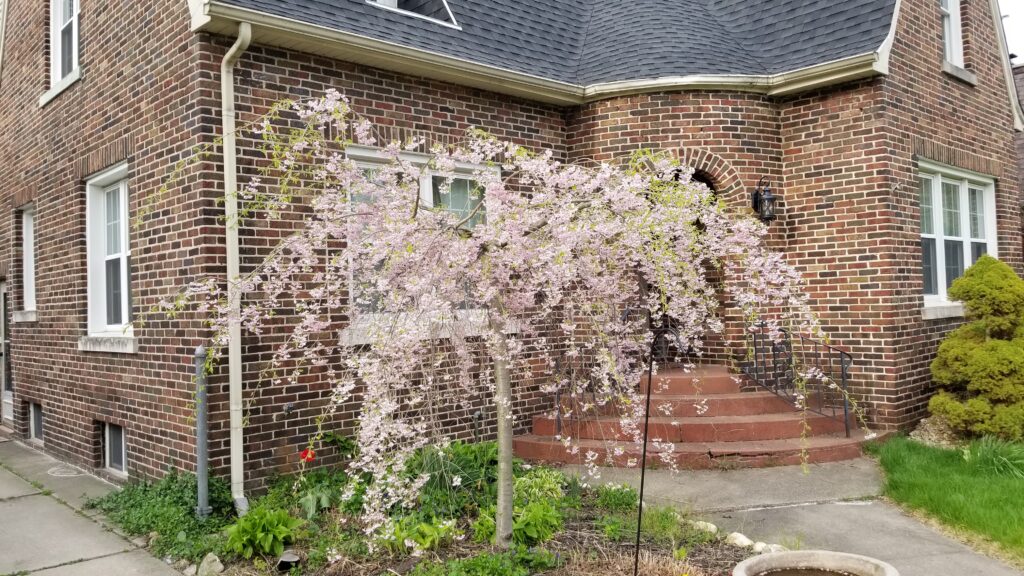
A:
674 148 744 201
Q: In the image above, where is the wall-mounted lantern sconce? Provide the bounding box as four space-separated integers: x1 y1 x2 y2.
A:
751 176 778 223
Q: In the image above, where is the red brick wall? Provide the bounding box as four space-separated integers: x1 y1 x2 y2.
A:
1015 64 1024 200
214 40 570 488
0 0 219 479
565 91 785 362
874 0 1022 427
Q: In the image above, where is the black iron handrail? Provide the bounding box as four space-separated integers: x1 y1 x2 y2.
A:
741 323 852 437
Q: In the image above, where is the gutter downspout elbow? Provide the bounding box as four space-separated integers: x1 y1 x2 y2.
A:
221 21 252 516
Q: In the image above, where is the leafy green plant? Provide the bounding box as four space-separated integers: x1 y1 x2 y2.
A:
298 485 337 520
472 499 562 547
929 256 1024 440
962 436 1024 479
512 500 562 546
378 515 460 555
407 441 505 518
84 471 234 561
513 467 565 505
321 431 360 460
225 507 304 559
599 515 628 542
595 483 639 512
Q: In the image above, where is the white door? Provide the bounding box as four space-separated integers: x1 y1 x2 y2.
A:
1 283 11 425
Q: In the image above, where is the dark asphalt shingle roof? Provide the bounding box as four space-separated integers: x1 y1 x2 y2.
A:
219 0 897 85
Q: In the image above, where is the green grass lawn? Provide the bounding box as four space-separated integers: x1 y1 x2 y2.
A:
869 436 1024 561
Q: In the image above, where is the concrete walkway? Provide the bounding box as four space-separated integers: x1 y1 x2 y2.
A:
0 434 179 575
569 458 1023 576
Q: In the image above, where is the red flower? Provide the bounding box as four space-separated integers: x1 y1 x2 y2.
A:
300 448 316 463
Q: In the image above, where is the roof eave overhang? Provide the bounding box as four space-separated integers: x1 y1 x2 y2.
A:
193 0 889 106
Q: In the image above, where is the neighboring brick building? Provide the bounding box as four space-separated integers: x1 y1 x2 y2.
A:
0 0 1022 500
1016 63 1024 195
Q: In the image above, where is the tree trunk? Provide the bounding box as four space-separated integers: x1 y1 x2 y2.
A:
487 307 515 549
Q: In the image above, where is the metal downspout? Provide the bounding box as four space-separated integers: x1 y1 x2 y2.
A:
221 21 252 516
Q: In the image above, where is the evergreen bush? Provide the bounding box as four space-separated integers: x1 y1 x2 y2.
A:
929 255 1024 440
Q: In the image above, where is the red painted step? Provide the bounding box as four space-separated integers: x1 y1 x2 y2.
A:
513 431 873 470
515 361 869 470
639 366 744 395
558 390 797 417
532 411 849 443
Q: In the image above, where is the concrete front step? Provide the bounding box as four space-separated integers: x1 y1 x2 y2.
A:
513 431 870 470
533 411 849 443
640 366 744 395
559 391 798 417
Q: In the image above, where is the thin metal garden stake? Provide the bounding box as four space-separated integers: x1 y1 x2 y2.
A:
633 328 660 576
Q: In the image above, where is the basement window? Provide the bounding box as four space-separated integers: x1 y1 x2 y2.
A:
103 422 127 475
368 0 459 28
29 402 43 441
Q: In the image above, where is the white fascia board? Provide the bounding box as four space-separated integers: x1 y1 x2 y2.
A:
198 1 889 105
874 0 903 75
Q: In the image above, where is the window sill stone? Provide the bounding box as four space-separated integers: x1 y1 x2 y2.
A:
941 61 978 86
921 302 964 320
38 68 81 108
12 311 37 323
78 335 138 354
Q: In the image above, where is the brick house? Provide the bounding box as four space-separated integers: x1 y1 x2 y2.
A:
0 0 1021 505
1016 62 1024 192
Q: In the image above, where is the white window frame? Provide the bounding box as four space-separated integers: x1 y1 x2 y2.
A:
367 0 460 29
21 207 36 312
340 146 496 346
49 0 79 87
919 159 997 311
939 0 964 68
85 163 132 338
104 422 127 476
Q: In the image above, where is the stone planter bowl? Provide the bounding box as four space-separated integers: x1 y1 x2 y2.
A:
734 551 899 576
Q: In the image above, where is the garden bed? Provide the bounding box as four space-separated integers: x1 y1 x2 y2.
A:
87 442 752 576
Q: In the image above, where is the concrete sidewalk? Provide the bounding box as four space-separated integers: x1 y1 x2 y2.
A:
569 458 1023 576
0 434 179 575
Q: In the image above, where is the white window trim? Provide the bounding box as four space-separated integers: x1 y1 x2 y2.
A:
104 422 128 477
919 158 997 315
21 207 36 312
340 146 500 346
366 0 461 29
38 67 80 108
939 0 964 68
84 162 134 345
49 0 79 88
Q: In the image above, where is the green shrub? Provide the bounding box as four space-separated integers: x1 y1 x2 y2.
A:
595 483 639 512
599 514 629 541
963 436 1024 479
225 507 304 559
929 256 1024 441
84 471 234 561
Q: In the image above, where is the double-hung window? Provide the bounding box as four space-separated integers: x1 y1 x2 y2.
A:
919 160 997 307
85 164 132 338
50 0 79 87
938 0 963 67
341 147 490 344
